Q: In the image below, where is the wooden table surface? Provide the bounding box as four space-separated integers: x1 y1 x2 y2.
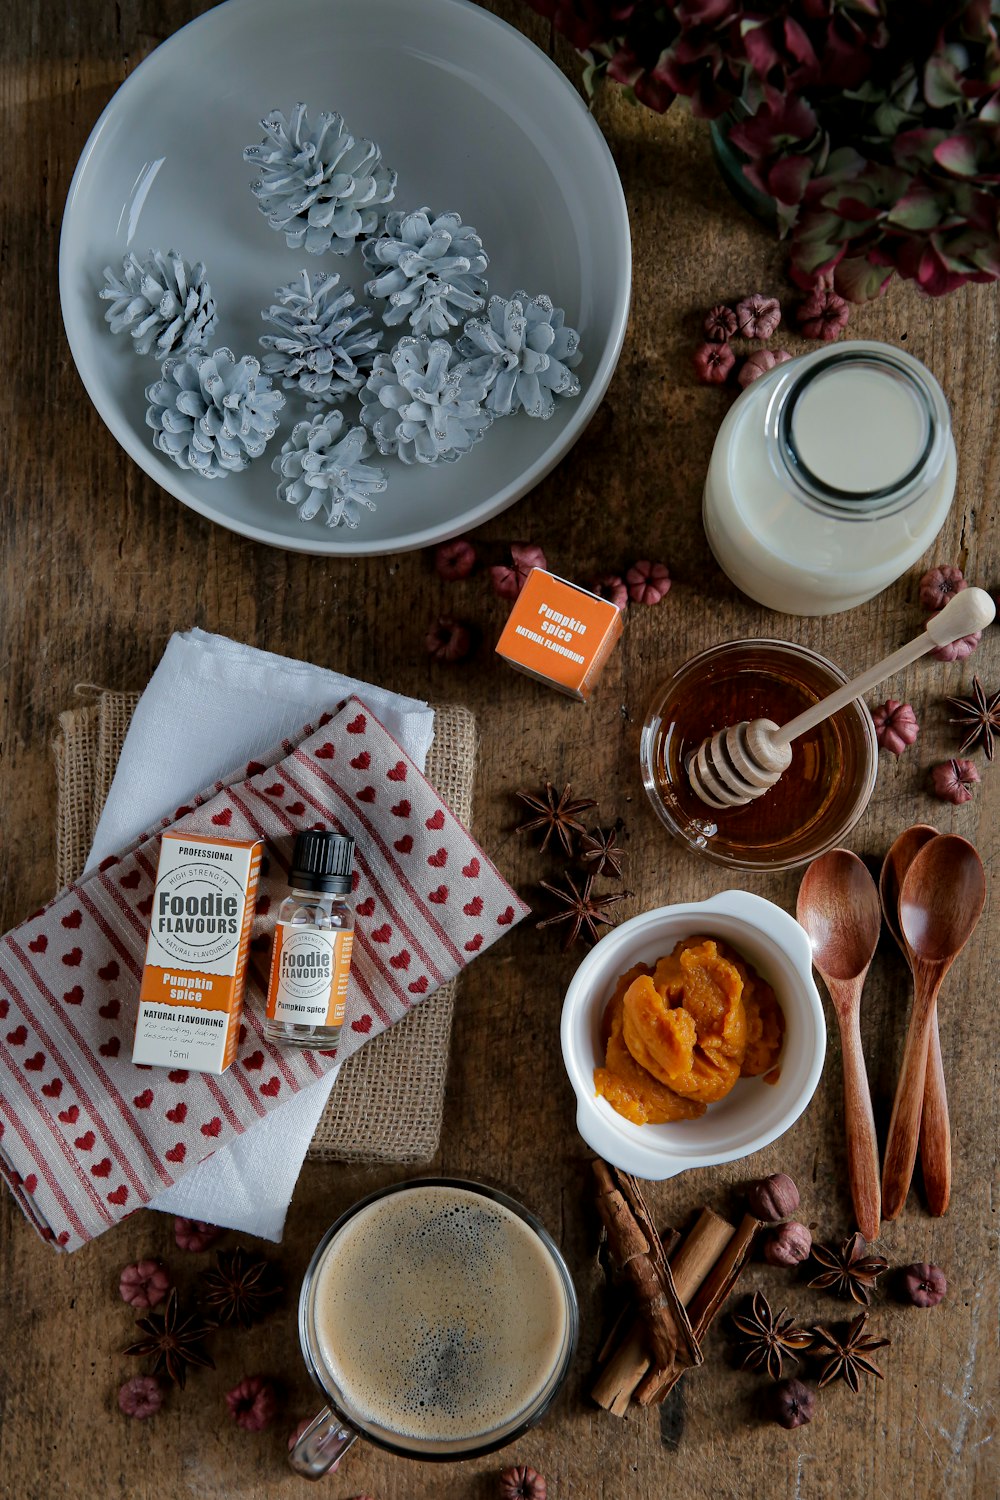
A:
1 3 997 1497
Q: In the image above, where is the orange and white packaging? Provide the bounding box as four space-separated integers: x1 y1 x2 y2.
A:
495 567 624 701
133 832 263 1074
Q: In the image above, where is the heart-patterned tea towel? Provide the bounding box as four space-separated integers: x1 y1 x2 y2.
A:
0 698 529 1250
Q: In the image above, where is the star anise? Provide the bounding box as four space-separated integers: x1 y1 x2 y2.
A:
202 1246 283 1329
731 1291 814 1381
947 677 1000 760
811 1313 890 1391
536 873 628 950
515 782 597 856
808 1232 888 1305
123 1288 215 1388
579 827 624 880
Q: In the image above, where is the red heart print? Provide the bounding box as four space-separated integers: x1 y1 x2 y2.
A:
387 761 407 782
0 999 6 1020
246 760 266 776
264 783 284 798
318 710 334 727
356 897 376 918
389 949 411 971
63 986 84 1005
133 1090 154 1110
394 836 413 855
462 858 481 879
256 894 272 919
428 886 448 904
174 805 193 819
287 801 306 816
351 1014 373 1035
59 1105 79 1124
201 1117 222 1138
166 1102 187 1125
356 785 376 804
464 935 483 953
99 1037 121 1059
138 894 153 917
98 855 118 872
98 960 120 982
107 1185 129 1206
23 1174 38 1194
371 923 391 944
91 1158 112 1178
315 743 335 760
7 1026 27 1046
243 1051 264 1072
165 1143 186 1164
62 948 83 967
408 976 429 994
428 848 448 869
497 906 515 926
168 1068 189 1083
347 714 367 734
61 910 83 930
211 808 233 827
426 809 445 831
120 870 141 890
57 1231 70 1245
28 934 48 954
310 822 327 832
75 1131 95 1151
260 1077 280 1097
391 800 411 819
24 1052 46 1071
463 896 484 918
41 1078 62 1098
350 751 371 770
98 999 120 1020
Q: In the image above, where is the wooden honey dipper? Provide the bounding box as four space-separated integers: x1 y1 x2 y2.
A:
687 588 996 810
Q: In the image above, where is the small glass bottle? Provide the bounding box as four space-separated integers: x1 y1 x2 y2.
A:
264 831 355 1050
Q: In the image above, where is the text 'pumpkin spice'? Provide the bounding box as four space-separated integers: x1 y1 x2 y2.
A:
495 568 624 701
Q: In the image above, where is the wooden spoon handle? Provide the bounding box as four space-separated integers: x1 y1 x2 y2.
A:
882 977 940 1219
839 1005 881 1241
919 1014 951 1217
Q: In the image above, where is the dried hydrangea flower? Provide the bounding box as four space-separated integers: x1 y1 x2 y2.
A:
871 699 919 756
489 542 547 600
174 1217 223 1253
118 1375 164 1420
898 1263 947 1308
703 303 738 342
735 293 781 340
434 537 476 581
626 560 670 604
919 564 967 612
693 341 735 385
426 616 474 663
929 609 981 662
226 1376 278 1432
589 573 629 609
797 288 850 341
738 348 792 388
119 1259 171 1309
930 758 980 804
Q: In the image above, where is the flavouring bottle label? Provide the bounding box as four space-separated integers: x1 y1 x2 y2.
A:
263 830 356 1050
266 925 354 1029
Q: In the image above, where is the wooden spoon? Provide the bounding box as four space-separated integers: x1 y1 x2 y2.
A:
879 825 951 1216
882 835 986 1220
797 849 883 1241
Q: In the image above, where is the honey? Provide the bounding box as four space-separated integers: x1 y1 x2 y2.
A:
640 640 877 870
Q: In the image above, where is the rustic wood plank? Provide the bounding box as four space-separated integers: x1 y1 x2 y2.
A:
0 2 996 1497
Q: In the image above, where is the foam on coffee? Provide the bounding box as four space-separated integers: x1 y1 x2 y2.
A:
311 1185 570 1446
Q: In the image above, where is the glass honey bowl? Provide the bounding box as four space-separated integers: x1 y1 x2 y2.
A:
639 639 878 872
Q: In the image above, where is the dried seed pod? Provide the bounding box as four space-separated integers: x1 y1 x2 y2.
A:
898 1263 947 1307
871 699 919 756
626 560 671 605
434 537 477 581
735 292 782 340
119 1259 171 1309
226 1375 278 1433
919 564 966 612
930 758 979 804
747 1172 800 1222
694 341 735 385
738 348 792 388
589 573 629 609
425 616 475 663
704 303 738 342
118 1375 164 1420
770 1377 815 1429
764 1221 813 1267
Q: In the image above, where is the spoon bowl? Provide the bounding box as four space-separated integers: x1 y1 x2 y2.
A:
879 825 938 953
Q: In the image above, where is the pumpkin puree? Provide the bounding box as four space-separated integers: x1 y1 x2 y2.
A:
594 938 784 1126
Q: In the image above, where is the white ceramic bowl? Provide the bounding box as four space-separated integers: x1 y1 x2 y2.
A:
59 0 631 556
560 892 826 1180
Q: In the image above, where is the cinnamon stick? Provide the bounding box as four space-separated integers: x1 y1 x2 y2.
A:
636 1213 761 1406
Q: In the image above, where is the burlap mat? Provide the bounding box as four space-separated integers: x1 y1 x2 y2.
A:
53 691 476 1165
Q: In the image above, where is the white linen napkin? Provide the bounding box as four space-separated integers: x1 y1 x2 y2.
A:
86 628 434 1242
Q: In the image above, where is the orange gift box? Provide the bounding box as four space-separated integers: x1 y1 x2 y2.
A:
495 568 624 701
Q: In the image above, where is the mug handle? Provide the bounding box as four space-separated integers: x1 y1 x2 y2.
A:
288 1406 359 1480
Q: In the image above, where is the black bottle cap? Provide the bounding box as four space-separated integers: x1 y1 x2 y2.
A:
290 831 355 894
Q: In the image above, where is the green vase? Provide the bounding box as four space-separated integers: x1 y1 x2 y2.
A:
709 115 778 228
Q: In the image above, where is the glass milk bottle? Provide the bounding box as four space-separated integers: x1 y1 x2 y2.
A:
702 340 957 616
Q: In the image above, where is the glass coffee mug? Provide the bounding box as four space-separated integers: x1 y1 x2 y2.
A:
289 1177 579 1478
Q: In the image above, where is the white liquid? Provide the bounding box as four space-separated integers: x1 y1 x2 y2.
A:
703 342 956 616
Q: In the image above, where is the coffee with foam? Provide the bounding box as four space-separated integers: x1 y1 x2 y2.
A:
309 1184 572 1450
